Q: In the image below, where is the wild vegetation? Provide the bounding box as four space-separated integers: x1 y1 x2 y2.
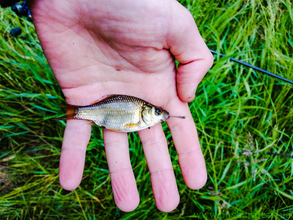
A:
1 0 292 219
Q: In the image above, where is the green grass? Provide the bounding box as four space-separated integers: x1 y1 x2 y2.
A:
1 0 293 219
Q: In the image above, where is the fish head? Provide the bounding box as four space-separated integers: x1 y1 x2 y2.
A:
141 104 169 126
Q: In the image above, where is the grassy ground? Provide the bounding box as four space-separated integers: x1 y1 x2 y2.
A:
1 0 292 219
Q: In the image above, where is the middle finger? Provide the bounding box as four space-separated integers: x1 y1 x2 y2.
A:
138 123 179 212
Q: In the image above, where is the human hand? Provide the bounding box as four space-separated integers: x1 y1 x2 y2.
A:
29 0 213 212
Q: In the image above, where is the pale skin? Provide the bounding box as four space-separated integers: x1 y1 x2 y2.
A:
29 0 213 212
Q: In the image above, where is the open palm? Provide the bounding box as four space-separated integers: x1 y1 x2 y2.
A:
30 0 213 212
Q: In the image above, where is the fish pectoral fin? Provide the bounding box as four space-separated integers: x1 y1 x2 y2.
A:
105 128 124 132
124 122 140 129
87 120 95 125
94 122 124 132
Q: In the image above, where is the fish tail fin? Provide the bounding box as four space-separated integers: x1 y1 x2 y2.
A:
65 104 78 120
55 104 78 120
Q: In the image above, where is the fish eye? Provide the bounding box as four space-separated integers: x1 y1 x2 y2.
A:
155 108 161 116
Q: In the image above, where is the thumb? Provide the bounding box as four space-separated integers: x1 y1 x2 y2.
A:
168 2 213 102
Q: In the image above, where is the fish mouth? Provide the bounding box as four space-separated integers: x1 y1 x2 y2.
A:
163 113 170 121
160 117 169 122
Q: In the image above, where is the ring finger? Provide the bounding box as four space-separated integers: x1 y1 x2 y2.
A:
103 129 139 212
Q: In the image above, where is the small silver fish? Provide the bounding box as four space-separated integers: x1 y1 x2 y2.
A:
63 95 185 132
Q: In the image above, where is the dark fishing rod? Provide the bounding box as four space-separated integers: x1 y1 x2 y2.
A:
211 49 292 159
266 152 293 158
209 49 293 85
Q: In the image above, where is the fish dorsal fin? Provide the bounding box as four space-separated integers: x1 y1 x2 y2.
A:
89 94 117 105
89 94 136 105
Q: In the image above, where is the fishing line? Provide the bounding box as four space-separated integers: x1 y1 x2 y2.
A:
209 49 293 85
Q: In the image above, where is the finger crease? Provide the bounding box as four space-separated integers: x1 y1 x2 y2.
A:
104 140 128 149
178 147 201 157
150 168 174 176
110 167 133 175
